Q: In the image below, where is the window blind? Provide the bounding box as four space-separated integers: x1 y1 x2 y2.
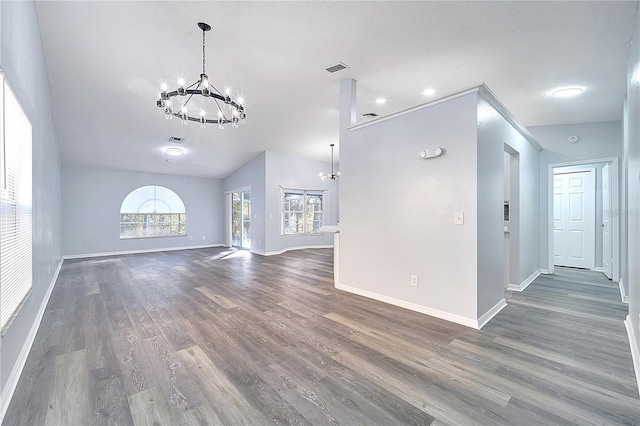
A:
0 73 33 333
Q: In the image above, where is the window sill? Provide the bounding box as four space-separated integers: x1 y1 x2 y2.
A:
1 287 32 337
120 234 188 240
281 233 325 238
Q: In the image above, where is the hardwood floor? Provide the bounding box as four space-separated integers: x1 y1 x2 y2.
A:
4 248 639 425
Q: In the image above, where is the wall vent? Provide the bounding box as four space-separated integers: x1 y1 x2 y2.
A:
325 62 349 73
362 112 379 117
167 136 185 144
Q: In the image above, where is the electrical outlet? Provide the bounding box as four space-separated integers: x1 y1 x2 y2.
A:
202 236 205 240
189 236 193 241
410 275 418 286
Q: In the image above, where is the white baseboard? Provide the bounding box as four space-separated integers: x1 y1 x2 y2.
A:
477 298 508 329
63 244 224 260
540 269 552 274
507 269 541 292
594 267 605 273
260 245 333 257
335 282 489 329
0 258 63 424
624 316 640 397
619 279 629 303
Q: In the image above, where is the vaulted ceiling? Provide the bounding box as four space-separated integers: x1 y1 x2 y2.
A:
35 1 638 178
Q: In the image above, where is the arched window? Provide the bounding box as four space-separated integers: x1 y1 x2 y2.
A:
120 185 186 239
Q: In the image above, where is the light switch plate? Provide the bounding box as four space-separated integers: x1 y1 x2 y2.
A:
454 212 464 225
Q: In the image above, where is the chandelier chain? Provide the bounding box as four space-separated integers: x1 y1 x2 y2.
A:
202 28 206 76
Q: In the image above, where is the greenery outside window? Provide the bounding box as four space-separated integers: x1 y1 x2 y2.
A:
120 185 187 238
282 189 324 235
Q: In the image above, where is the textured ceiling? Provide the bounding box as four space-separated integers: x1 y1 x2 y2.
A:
35 1 639 178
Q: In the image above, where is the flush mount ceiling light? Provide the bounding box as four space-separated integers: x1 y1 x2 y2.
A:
156 22 246 129
319 144 340 181
375 98 386 105
165 147 184 157
423 88 436 96
552 87 584 98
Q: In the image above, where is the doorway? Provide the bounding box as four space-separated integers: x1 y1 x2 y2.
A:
231 190 251 250
547 158 619 281
553 166 596 269
504 144 520 291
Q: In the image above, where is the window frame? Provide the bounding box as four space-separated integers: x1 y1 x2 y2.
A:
281 188 325 236
0 71 33 334
119 185 187 239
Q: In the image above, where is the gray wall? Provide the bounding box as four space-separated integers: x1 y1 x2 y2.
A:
223 152 266 253
62 167 224 256
222 151 337 255
0 0 63 411
264 151 337 255
341 93 481 322
529 122 623 274
476 95 541 312
623 3 639 387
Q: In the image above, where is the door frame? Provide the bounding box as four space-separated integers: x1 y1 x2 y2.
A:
547 157 619 281
602 162 613 279
225 186 251 248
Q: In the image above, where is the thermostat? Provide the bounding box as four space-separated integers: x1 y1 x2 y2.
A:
419 147 443 159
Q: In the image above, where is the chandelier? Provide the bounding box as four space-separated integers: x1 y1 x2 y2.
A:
319 144 340 180
156 22 246 128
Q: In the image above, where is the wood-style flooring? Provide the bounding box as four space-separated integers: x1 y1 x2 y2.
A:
4 248 639 425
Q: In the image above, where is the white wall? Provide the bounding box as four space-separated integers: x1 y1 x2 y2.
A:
340 93 481 323
62 167 224 256
623 3 640 390
0 0 63 416
264 151 337 255
529 122 622 273
223 152 266 253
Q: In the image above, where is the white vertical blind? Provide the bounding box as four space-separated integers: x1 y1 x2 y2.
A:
0 72 33 332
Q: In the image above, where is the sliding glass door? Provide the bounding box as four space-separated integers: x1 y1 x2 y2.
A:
231 190 251 250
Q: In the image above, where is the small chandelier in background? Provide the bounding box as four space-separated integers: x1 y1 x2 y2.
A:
319 144 340 181
156 22 246 129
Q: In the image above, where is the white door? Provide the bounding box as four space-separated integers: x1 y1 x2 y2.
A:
602 163 612 279
553 170 595 268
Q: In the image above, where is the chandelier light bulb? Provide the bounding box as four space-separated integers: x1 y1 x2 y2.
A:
177 77 185 87
161 82 168 92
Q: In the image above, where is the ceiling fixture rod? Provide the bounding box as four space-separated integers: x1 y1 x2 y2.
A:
156 22 246 129
320 144 340 180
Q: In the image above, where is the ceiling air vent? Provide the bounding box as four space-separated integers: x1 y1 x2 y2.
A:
167 136 185 144
325 62 349 73
362 112 379 117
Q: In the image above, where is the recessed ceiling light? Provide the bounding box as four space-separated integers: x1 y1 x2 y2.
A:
375 98 386 105
165 147 184 157
552 87 584 98
423 88 436 96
